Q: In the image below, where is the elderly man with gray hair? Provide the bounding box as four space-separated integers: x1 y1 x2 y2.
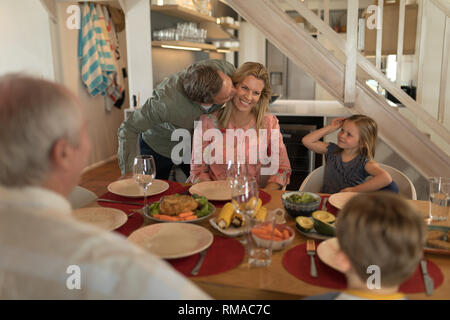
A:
0 74 210 299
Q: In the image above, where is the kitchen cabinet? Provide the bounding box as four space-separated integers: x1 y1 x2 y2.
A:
363 4 418 56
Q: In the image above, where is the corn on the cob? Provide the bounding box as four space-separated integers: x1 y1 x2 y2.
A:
231 212 245 227
247 197 262 212
217 202 234 229
254 206 267 222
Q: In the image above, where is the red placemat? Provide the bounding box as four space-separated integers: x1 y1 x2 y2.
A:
168 235 245 277
283 243 444 294
114 212 144 237
209 189 272 208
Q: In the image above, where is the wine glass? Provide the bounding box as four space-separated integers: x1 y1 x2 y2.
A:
231 177 259 246
226 160 249 189
133 155 156 210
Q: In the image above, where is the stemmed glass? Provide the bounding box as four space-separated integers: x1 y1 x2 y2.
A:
133 155 156 210
231 177 259 246
226 160 249 189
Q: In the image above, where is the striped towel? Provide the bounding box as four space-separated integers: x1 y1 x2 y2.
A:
78 3 116 98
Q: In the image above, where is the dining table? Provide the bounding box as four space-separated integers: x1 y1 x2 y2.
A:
86 183 450 300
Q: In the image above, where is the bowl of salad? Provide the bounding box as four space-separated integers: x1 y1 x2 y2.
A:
281 191 321 218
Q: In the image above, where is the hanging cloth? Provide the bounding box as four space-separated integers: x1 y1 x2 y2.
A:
103 5 125 109
78 3 117 108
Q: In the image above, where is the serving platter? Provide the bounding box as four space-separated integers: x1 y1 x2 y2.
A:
144 204 216 223
128 223 214 259
107 178 169 198
209 217 247 237
295 222 333 241
424 225 450 256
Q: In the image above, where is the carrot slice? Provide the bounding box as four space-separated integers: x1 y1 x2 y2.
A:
273 228 283 238
282 229 290 240
158 215 179 221
183 215 197 221
178 211 194 218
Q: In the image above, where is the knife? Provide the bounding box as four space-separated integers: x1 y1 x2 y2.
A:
420 259 434 296
97 198 143 206
191 248 209 276
306 240 318 278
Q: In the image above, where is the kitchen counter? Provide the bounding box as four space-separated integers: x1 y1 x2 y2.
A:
269 99 352 117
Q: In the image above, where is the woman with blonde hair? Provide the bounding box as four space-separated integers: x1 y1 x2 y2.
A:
189 62 291 190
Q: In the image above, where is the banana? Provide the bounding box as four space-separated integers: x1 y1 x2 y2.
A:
217 202 234 229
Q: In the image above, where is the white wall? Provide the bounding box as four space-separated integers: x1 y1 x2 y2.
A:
55 2 128 167
0 1 55 79
0 1 129 168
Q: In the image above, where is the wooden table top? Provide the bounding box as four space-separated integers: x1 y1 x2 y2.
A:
89 187 450 300
184 190 450 300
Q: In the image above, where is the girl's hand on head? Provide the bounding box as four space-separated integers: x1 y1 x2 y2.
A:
329 118 345 131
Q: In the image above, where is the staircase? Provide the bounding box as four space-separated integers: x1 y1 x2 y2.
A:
226 0 450 179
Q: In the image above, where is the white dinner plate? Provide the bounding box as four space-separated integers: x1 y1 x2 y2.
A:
128 223 214 259
189 180 231 201
72 207 128 231
316 237 346 273
107 178 169 198
328 192 359 210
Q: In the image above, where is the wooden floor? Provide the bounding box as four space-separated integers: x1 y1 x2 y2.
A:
79 160 122 196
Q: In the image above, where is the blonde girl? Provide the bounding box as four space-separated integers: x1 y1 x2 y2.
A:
302 114 395 194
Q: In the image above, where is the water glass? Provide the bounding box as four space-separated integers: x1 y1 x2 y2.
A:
133 155 156 209
247 214 276 267
429 177 449 222
231 177 258 216
226 160 249 189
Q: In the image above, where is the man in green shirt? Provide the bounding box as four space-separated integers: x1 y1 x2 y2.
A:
118 59 236 179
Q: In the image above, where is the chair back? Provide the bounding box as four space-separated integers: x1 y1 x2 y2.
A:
298 164 417 200
298 166 325 192
378 164 417 200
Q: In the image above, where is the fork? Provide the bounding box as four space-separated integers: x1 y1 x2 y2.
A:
306 240 318 278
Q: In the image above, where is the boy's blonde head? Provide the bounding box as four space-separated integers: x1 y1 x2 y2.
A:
336 192 426 287
345 114 377 159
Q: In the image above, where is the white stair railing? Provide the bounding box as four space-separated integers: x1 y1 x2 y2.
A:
283 0 450 145
225 0 450 178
